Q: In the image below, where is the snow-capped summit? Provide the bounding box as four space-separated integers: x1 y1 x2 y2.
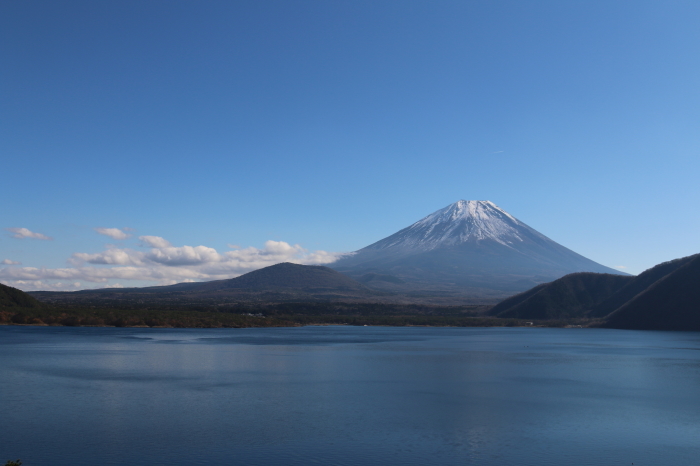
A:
330 200 625 299
373 200 528 251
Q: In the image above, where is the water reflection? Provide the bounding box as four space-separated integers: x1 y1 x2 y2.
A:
0 326 699 465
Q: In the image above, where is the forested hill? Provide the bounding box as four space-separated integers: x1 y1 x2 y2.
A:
604 254 700 330
588 254 697 318
489 273 632 320
0 283 43 309
488 253 700 331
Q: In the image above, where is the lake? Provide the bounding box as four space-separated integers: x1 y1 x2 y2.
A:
1 325 699 465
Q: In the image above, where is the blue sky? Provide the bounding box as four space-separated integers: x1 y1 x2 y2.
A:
2 0 699 290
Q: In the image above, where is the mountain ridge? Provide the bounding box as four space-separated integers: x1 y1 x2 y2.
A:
489 273 633 319
604 254 700 330
331 200 625 297
588 254 696 317
486 252 700 330
30 263 379 305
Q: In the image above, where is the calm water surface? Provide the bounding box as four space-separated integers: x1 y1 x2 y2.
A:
1 325 699 465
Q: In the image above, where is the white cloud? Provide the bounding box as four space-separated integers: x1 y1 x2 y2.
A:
70 248 145 266
6 227 52 240
147 245 221 266
2 259 21 265
614 265 627 269
95 227 130 240
0 265 202 284
2 237 347 291
139 235 172 248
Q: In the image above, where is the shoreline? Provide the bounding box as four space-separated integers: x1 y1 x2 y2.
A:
0 318 599 330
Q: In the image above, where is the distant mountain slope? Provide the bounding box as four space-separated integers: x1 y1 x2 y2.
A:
199 262 370 292
331 200 625 298
0 283 43 309
604 254 700 331
588 254 698 318
31 263 375 305
489 273 632 320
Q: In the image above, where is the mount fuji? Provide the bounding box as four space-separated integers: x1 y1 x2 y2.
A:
330 200 626 300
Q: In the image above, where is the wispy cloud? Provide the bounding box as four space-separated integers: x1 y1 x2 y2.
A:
95 227 131 240
2 259 21 265
613 265 627 269
139 235 172 248
6 227 52 240
1 236 347 291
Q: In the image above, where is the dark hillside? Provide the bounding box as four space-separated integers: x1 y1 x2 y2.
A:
490 273 632 320
604 254 700 331
0 283 43 309
588 254 698 318
487 283 549 316
201 262 369 292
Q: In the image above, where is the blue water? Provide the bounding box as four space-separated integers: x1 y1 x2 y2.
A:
1 325 699 466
